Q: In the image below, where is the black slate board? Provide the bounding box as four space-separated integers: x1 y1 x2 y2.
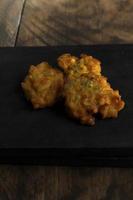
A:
0 45 132 166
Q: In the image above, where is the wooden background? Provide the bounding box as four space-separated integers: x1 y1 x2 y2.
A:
0 0 133 199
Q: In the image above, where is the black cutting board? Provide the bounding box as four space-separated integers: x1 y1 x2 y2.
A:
0 45 132 166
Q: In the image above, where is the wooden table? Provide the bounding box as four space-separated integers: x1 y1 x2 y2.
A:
0 0 133 199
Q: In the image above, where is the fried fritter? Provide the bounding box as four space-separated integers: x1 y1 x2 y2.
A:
21 62 64 109
58 54 125 125
58 53 101 77
63 74 125 125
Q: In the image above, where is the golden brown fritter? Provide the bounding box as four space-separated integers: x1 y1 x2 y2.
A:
58 53 101 77
63 74 125 125
21 62 64 109
58 54 125 125
58 54 78 72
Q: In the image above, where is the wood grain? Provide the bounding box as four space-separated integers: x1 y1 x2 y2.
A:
1 166 133 199
100 0 133 43
16 0 101 46
17 0 133 46
0 0 26 46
